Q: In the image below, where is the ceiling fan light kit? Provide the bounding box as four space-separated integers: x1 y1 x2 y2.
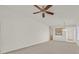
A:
33 5 54 18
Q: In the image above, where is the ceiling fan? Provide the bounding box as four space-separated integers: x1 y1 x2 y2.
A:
33 5 54 18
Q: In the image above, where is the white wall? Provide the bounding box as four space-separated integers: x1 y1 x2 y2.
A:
76 25 79 46
65 26 76 42
0 21 1 52
0 6 49 53
0 5 79 53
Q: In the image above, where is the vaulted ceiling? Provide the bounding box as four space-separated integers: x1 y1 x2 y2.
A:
0 5 79 26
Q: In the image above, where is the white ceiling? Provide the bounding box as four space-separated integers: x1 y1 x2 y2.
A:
0 5 79 26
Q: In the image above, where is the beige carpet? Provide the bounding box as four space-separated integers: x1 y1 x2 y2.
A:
6 40 79 54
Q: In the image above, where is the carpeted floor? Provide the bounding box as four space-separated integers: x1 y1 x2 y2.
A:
6 40 79 54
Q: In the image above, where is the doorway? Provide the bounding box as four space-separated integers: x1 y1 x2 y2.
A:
52 25 76 42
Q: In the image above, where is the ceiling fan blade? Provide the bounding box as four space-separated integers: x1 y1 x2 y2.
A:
34 5 42 11
44 5 52 10
42 13 45 18
33 11 41 14
45 11 54 15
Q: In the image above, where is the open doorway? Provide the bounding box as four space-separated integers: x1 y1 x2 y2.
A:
51 25 77 42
